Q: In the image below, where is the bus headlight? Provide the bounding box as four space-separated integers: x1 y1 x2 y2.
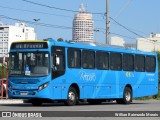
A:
38 82 49 91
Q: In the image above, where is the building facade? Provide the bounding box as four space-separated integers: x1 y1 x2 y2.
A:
0 22 35 58
125 42 137 49
137 33 160 52
110 36 125 47
72 4 94 42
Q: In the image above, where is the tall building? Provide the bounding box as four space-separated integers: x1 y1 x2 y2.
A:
0 22 36 58
72 4 94 42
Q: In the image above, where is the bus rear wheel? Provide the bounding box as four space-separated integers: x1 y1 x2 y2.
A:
64 87 78 106
116 87 132 104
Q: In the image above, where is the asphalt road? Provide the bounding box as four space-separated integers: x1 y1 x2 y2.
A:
0 100 159 120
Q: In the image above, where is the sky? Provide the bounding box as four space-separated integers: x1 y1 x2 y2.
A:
0 0 160 44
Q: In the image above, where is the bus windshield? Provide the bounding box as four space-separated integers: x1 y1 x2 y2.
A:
9 52 50 77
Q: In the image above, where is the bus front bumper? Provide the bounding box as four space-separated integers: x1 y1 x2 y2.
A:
8 86 51 99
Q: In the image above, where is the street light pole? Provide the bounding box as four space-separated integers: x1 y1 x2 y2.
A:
33 19 40 39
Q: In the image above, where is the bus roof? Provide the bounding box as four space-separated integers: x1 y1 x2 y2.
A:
11 40 46 43
51 40 156 56
10 39 157 56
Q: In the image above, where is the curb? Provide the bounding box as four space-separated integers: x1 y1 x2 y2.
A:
0 99 24 104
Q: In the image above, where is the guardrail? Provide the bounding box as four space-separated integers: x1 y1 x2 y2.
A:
0 58 9 99
0 78 8 99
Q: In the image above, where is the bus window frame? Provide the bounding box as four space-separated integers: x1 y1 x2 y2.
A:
96 51 109 70
110 52 122 71
67 48 81 69
123 53 134 71
82 50 95 69
145 55 156 72
51 46 66 79
135 54 145 72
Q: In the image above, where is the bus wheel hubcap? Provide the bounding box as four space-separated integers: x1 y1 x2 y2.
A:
69 91 75 101
125 91 131 101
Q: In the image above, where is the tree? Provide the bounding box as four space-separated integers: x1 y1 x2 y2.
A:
155 51 160 71
0 65 7 79
57 38 63 42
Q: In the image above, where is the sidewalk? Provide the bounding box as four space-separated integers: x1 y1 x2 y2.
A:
0 99 24 104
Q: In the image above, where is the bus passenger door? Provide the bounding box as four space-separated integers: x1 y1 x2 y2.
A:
51 46 66 79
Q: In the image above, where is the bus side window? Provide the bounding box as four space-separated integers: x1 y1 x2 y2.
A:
82 50 95 69
68 48 81 68
135 55 145 72
110 53 122 71
96 51 109 70
123 54 134 71
146 56 156 72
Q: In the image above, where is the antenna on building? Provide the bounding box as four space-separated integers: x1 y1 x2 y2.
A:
0 17 3 25
85 4 88 12
79 3 85 13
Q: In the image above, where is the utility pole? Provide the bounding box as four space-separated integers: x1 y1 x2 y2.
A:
106 0 109 45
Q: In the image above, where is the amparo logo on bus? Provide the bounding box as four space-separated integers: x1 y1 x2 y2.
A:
80 71 96 82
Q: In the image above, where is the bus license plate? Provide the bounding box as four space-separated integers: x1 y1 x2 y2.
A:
20 92 28 96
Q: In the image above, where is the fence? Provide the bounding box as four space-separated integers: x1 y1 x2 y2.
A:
0 58 9 99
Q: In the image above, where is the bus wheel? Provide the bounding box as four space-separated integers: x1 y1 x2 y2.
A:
122 87 132 104
65 87 78 106
116 87 132 104
31 99 43 106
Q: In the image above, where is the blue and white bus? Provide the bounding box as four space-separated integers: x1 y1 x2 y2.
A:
8 39 158 106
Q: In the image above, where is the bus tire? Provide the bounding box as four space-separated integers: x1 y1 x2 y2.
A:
122 87 132 104
64 87 78 106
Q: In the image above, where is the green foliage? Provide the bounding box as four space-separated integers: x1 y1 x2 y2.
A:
0 65 7 79
155 51 160 71
157 89 160 100
57 38 63 42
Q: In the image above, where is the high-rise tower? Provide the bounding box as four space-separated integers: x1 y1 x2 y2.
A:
72 4 94 42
